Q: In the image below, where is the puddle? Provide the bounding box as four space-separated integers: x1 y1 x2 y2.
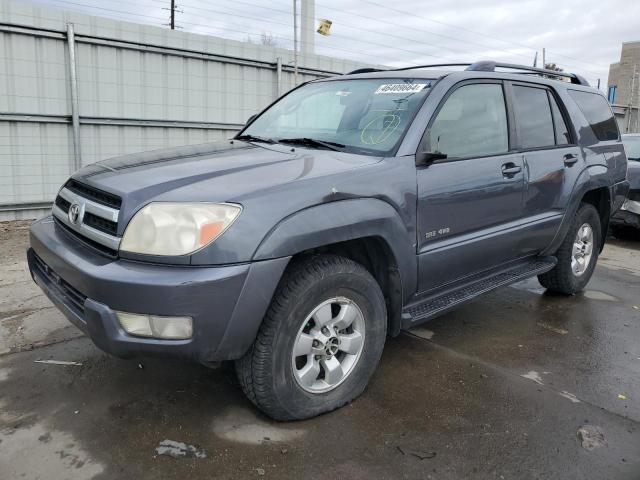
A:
212 407 304 445
0 422 103 479
583 290 617 302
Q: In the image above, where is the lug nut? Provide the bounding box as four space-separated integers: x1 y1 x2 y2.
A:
312 340 319 347
321 327 330 335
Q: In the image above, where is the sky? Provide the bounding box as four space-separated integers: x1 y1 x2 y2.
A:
22 0 640 89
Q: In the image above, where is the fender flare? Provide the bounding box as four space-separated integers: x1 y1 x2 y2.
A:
542 165 611 256
252 198 418 301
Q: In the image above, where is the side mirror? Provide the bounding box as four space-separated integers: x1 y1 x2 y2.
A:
246 114 258 125
416 151 447 166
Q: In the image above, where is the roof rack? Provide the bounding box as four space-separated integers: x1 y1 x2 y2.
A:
465 61 590 86
345 61 590 86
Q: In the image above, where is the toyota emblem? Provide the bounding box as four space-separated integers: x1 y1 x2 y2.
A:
68 203 81 224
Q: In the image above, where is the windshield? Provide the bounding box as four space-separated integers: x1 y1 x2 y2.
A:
242 78 433 155
624 136 640 160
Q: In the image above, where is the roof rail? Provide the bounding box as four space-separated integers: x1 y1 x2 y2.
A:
466 61 590 86
391 63 471 71
344 61 590 86
345 68 385 75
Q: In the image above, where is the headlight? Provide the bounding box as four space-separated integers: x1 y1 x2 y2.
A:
120 202 241 256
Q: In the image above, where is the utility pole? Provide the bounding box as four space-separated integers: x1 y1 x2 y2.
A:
163 1 181 30
300 0 315 55
293 0 298 84
542 47 546 69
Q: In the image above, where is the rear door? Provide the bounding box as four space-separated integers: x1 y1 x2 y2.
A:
508 82 582 256
416 80 525 293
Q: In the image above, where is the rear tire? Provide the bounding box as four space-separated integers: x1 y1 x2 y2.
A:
236 254 387 421
538 203 601 295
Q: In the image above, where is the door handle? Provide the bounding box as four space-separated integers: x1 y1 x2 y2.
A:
501 163 522 176
564 153 578 166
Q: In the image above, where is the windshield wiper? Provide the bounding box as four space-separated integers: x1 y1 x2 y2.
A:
235 134 276 144
277 137 346 152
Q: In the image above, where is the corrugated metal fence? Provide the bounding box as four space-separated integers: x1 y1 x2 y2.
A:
0 1 369 219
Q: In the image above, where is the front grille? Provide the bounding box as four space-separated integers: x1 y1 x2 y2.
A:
55 195 71 212
32 252 87 315
84 212 117 235
54 218 118 257
66 179 122 209
52 180 122 255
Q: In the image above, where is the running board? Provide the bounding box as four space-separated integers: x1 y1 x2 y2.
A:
402 257 557 329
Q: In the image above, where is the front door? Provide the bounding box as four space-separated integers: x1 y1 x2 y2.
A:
416 81 525 293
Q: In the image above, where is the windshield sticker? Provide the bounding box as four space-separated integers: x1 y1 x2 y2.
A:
375 83 429 94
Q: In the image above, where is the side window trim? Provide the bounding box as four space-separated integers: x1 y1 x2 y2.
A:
547 89 576 146
418 79 514 163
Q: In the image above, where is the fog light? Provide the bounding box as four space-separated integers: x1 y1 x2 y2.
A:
116 312 193 340
149 315 193 339
117 312 153 337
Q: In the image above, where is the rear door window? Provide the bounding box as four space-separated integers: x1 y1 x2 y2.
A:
512 85 555 149
568 90 619 141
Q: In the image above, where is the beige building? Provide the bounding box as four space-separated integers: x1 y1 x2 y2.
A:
608 41 640 133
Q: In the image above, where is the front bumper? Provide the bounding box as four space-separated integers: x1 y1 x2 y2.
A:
28 216 289 363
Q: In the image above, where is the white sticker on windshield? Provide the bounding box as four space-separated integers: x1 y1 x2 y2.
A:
374 83 428 94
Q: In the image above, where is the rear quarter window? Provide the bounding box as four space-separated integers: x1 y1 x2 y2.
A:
568 90 619 141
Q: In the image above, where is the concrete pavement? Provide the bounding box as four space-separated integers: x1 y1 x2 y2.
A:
1 220 639 479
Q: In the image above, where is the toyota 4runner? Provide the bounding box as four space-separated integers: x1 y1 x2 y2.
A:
28 61 629 420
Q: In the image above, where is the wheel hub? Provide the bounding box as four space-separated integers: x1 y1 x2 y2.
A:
571 223 594 277
324 336 340 357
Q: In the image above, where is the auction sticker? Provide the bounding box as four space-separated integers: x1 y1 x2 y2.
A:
375 83 429 94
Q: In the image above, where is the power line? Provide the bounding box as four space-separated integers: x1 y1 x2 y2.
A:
207 0 533 65
151 1 462 63
353 0 609 73
35 0 431 65
32 0 606 84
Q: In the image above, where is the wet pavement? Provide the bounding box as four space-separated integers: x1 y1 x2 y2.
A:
1 220 639 479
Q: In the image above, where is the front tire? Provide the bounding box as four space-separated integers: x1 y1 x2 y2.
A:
236 255 387 421
538 203 601 294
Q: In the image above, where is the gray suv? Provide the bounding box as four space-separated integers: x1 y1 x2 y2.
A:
28 61 629 420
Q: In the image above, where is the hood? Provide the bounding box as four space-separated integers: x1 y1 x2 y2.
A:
73 140 381 221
